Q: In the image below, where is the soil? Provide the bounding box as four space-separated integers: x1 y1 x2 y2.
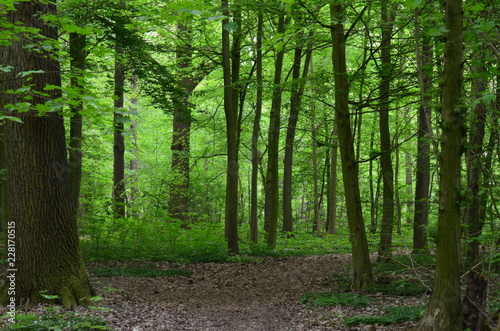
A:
1 254 428 330
87 254 425 330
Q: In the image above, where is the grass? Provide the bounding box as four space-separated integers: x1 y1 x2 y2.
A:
300 292 372 307
91 267 192 277
367 279 428 296
343 305 426 326
1 307 110 330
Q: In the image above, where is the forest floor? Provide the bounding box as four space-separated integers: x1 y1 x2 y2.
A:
0 254 431 330
84 254 425 330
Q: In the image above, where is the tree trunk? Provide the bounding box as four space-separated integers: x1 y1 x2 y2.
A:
327 122 339 235
265 11 286 248
414 0 464 328
377 2 395 261
129 74 139 207
68 32 86 215
113 45 126 219
169 23 197 225
282 35 311 234
330 4 373 289
222 0 239 254
250 4 264 244
0 0 94 308
412 11 433 253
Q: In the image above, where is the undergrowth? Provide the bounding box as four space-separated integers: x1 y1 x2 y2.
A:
343 305 426 326
0 306 109 330
299 292 372 307
91 267 193 277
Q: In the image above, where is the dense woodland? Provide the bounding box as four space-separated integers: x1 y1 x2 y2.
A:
0 0 499 330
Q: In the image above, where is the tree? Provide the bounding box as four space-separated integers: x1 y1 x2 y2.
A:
222 0 240 254
169 22 197 224
330 3 373 289
412 6 434 252
0 0 94 307
250 1 264 244
68 31 87 214
264 7 287 248
414 0 464 328
377 1 396 261
282 26 311 234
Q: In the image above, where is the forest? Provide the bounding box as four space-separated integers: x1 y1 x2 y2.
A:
0 0 499 330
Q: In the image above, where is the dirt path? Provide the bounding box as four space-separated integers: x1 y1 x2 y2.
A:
90 255 422 330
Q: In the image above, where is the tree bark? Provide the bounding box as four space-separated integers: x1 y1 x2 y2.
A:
0 0 94 308
222 0 239 254
377 2 395 261
113 45 126 219
282 34 311 234
265 11 286 248
330 4 373 289
327 122 339 235
250 4 264 244
169 23 197 225
412 12 433 253
414 0 464 328
68 32 86 215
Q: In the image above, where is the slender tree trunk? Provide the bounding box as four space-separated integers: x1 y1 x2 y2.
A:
265 11 286 248
169 23 197 225
282 35 311 234
415 0 464 328
330 4 373 289
412 12 433 252
310 97 321 236
0 0 94 308
327 122 339 234
250 4 264 244
222 0 239 254
113 45 126 219
377 2 395 261
129 74 139 207
68 32 86 215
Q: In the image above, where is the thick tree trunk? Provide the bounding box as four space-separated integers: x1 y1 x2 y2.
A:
0 1 94 308
377 2 395 261
414 0 464 329
330 4 373 289
265 12 286 248
68 32 86 215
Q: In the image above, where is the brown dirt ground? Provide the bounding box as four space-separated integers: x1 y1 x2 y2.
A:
1 254 428 330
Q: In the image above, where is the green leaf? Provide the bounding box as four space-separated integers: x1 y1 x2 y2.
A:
0 115 23 123
17 70 44 78
0 65 14 72
223 22 238 32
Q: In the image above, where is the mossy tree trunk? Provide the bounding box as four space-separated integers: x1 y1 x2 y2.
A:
0 0 94 308
414 0 464 328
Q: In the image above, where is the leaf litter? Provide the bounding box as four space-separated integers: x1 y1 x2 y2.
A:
1 254 428 330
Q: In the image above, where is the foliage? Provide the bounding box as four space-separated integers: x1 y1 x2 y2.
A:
90 267 193 277
1 307 109 330
343 305 426 326
299 292 372 307
367 279 428 296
